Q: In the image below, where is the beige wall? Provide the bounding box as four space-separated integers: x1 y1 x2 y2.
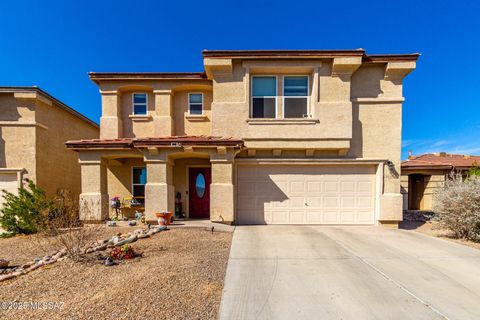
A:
0 94 38 183
97 80 213 139
35 100 98 199
0 91 99 201
173 90 212 136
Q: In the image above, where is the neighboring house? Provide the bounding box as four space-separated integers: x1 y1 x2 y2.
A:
401 152 480 211
0 87 99 206
66 49 418 227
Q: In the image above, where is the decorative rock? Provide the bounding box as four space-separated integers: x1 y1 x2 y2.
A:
0 259 9 268
114 234 138 247
128 220 137 226
104 257 116 266
133 229 145 235
134 211 143 220
106 221 117 227
109 236 120 245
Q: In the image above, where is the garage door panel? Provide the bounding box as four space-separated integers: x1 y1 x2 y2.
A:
289 210 306 224
340 210 356 223
341 181 355 192
341 196 355 208
324 196 339 208
237 165 376 225
358 181 374 193
323 210 340 224
271 210 289 224
324 181 339 192
306 211 323 223
306 196 322 207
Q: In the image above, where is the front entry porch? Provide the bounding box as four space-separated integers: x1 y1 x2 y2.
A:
67 136 243 224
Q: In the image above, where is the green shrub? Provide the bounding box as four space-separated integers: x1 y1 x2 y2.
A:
468 162 480 177
0 180 54 235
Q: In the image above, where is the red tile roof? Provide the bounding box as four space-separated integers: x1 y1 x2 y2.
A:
66 136 244 149
402 153 480 170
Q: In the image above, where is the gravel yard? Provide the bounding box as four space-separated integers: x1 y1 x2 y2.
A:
400 220 480 250
0 227 232 320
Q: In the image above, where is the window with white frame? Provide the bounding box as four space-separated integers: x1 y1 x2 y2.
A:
189 93 203 115
283 76 309 118
251 76 276 118
132 167 146 203
132 93 147 115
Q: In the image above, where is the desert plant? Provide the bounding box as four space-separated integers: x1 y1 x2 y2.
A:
433 172 480 241
0 180 53 235
468 162 480 177
110 244 137 260
41 195 102 262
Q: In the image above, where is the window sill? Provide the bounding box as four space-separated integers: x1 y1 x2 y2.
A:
186 114 208 121
129 114 152 121
246 118 319 125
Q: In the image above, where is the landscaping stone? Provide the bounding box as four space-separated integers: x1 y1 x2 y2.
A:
106 221 117 227
128 220 137 226
103 257 116 266
0 258 9 268
114 234 138 247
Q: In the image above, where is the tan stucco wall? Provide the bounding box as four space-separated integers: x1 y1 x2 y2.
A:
209 60 353 149
0 92 99 202
0 94 38 183
173 90 212 136
35 100 98 199
107 158 144 199
97 80 213 139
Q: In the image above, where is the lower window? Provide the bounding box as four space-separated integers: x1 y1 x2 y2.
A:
132 167 146 204
252 97 276 118
284 97 308 118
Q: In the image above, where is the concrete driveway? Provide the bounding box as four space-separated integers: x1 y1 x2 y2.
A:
219 226 480 320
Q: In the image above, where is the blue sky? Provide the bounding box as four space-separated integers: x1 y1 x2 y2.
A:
1 0 479 159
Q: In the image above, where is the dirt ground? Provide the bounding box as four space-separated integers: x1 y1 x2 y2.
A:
400 220 480 250
0 227 232 320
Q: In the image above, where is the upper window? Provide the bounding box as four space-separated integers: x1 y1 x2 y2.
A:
252 76 276 118
189 93 203 115
132 93 147 115
283 76 308 118
132 167 146 203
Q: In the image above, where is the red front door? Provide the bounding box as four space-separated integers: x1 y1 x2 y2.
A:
189 167 211 219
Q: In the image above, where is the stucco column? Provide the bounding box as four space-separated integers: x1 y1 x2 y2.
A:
210 149 235 223
99 90 123 139
144 152 175 223
78 153 109 221
153 90 174 136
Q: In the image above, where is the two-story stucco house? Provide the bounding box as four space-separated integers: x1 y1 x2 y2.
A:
66 49 418 227
0 87 99 206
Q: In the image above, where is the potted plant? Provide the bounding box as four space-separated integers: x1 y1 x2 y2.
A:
155 211 173 226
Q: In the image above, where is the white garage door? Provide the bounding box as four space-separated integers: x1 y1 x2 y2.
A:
0 173 19 207
236 165 376 225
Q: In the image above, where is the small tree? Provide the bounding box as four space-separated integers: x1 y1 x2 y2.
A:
468 161 480 177
434 173 480 241
0 180 53 235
